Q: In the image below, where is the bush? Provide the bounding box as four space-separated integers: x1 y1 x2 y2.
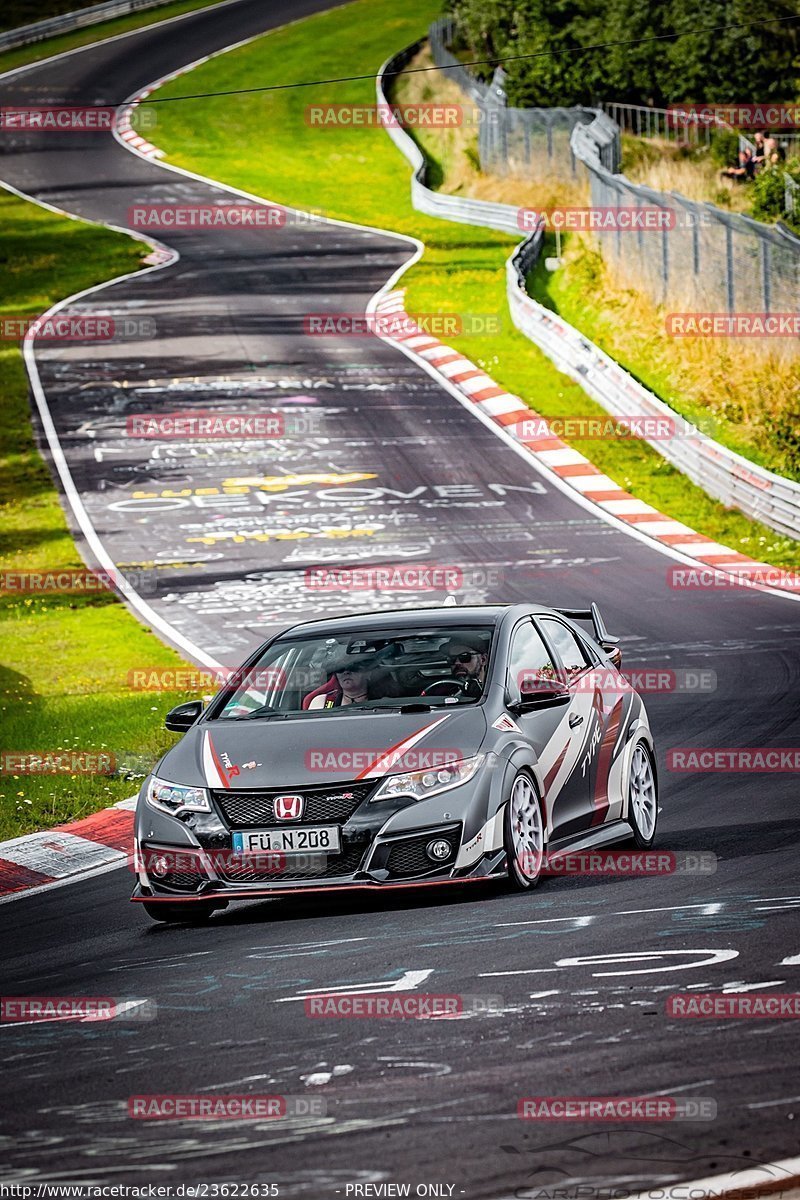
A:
750 157 800 227
709 129 740 169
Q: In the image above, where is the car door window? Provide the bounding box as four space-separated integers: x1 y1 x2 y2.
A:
507 621 558 698
540 619 592 680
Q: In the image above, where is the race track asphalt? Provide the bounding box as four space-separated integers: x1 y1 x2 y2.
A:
1 1 799 1192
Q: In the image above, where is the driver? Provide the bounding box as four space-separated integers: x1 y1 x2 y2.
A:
442 635 489 689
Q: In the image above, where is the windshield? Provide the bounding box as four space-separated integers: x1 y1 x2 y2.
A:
214 624 494 719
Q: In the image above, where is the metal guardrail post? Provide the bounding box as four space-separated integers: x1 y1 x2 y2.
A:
725 224 735 313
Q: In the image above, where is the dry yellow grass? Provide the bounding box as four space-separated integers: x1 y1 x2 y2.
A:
393 47 589 209
550 235 799 466
622 137 751 213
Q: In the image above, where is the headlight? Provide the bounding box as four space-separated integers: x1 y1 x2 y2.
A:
145 776 211 816
370 754 484 803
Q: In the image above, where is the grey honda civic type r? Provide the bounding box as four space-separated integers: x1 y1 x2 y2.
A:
132 603 658 922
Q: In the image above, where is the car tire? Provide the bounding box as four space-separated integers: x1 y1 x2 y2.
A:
504 770 545 890
626 741 658 849
141 900 217 924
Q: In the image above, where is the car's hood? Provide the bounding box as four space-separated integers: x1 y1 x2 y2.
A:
156 707 489 790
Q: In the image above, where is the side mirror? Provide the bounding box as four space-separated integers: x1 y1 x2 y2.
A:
509 675 571 713
165 700 203 733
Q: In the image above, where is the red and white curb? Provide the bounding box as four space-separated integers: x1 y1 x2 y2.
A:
0 797 135 901
115 98 162 158
373 291 799 593
116 62 200 159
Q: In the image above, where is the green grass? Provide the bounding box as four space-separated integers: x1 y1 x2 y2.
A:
0 191 203 840
148 0 800 572
0 0 228 75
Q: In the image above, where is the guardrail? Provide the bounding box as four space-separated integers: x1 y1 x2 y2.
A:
377 42 800 541
507 237 800 541
379 41 524 236
0 0 181 52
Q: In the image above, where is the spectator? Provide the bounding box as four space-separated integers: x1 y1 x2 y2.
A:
720 145 757 180
763 135 785 166
751 131 766 168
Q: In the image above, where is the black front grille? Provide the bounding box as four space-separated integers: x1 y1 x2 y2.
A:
211 781 375 829
385 832 458 878
158 869 204 892
218 843 367 884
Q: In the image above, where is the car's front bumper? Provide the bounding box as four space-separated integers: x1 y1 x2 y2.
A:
131 770 506 904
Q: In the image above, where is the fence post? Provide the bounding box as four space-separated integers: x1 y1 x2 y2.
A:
725 224 735 313
662 212 669 304
761 238 771 313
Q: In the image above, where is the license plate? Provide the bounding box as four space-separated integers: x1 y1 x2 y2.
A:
232 826 341 855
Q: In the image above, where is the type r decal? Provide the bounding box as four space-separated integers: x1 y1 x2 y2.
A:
202 730 233 789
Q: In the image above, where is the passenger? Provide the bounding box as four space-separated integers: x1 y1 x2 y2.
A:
303 654 389 709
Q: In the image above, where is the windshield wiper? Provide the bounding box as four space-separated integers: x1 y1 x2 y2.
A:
240 705 279 720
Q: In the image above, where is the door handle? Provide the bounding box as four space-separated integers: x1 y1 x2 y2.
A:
569 713 583 728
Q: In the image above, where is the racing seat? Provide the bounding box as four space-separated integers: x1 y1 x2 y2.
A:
301 676 342 709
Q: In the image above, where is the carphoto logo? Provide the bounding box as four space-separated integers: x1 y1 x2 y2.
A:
668 103 800 130
305 748 463 772
668 566 800 592
305 103 462 128
0 315 118 341
668 992 800 1018
1 106 117 131
303 312 500 338
126 666 287 692
1 104 157 131
305 992 502 1018
666 312 800 338
517 206 675 232
517 667 717 695
304 565 464 591
667 747 800 772
128 1094 311 1120
136 848 327 877
511 415 678 441
128 203 287 229
517 1096 717 1121
518 850 717 878
126 412 286 440
1 996 131 1022
0 568 158 596
1 996 156 1023
1 751 116 776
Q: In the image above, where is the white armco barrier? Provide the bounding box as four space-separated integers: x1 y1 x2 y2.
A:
0 0 180 52
377 44 800 541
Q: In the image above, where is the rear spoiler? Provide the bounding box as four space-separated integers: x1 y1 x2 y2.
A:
554 602 620 653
